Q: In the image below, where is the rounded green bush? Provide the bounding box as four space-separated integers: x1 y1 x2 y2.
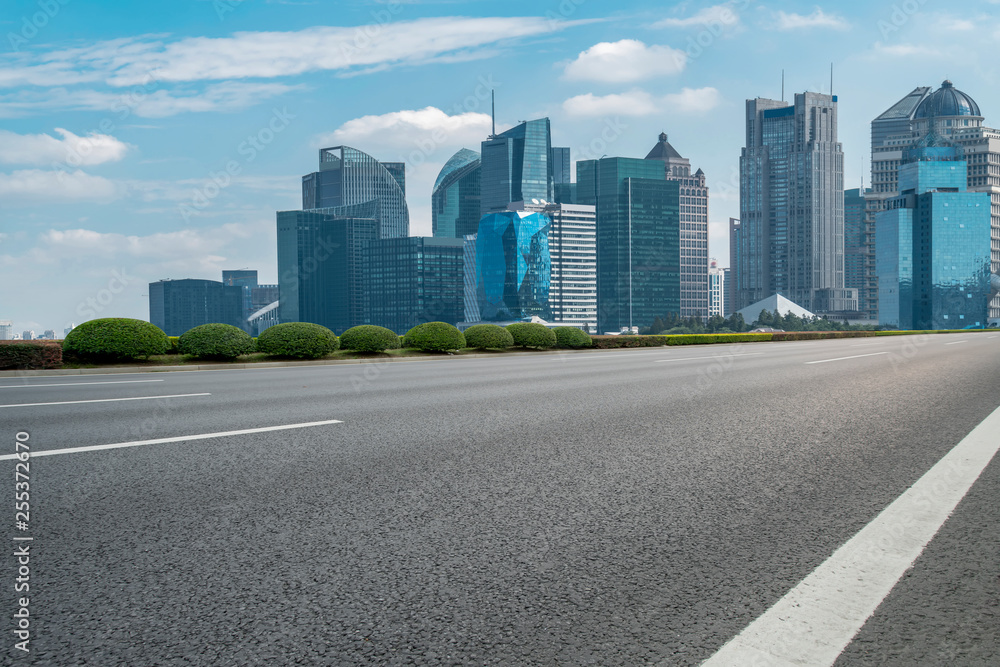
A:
404 322 466 352
553 326 592 349
178 323 255 360
256 322 340 359
340 325 400 352
63 318 169 361
506 322 557 349
463 323 514 350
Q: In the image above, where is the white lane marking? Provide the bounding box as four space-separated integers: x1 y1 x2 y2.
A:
849 342 888 347
0 380 165 389
0 393 209 409
700 404 1000 667
654 353 766 363
0 419 343 460
805 352 888 365
945 340 968 345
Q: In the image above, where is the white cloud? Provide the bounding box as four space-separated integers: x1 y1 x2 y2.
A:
773 8 849 31
663 87 722 113
654 3 744 29
0 82 297 118
0 17 578 89
562 87 720 117
871 42 941 58
563 40 686 83
563 90 657 117
0 129 130 167
320 107 492 159
0 169 122 204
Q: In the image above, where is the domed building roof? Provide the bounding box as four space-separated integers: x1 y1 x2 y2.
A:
433 148 480 194
914 80 981 119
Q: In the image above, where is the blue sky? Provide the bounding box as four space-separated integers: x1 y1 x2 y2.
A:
1 0 999 333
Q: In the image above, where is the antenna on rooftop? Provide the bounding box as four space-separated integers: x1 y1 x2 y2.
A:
491 90 496 138
781 69 785 102
830 62 834 97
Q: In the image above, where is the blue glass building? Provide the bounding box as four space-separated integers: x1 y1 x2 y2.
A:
301 146 409 239
432 149 481 238
877 144 992 329
577 157 681 333
480 118 553 218
474 211 551 321
148 278 245 336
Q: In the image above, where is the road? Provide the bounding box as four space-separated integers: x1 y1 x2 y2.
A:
2 333 999 665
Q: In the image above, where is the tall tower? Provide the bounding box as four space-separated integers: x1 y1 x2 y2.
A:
735 92 851 315
869 81 1000 322
645 132 709 319
432 149 481 238
301 146 409 239
480 118 553 219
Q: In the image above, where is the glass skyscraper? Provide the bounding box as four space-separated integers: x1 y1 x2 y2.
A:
364 237 465 333
734 92 853 316
474 211 551 321
577 157 681 334
301 146 409 239
148 279 245 336
480 118 553 218
432 149 481 238
876 145 992 329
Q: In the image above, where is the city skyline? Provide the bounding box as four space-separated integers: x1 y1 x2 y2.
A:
3 0 1000 331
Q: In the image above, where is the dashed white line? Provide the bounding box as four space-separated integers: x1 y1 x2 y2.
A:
700 404 1000 667
655 353 766 363
805 352 888 365
0 419 344 460
0 393 210 409
945 340 968 345
0 380 165 389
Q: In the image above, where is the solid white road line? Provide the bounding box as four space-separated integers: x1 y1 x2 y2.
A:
0 380 165 389
849 342 888 347
700 404 1000 667
945 340 968 345
0 419 344 460
654 353 766 363
805 352 888 365
0 393 209 409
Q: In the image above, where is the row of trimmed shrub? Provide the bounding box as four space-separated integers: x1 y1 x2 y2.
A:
57 318 594 363
0 341 63 370
589 328 988 349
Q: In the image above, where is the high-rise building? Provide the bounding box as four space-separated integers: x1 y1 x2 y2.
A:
551 147 571 185
301 146 409 239
480 118 553 218
148 279 245 336
223 269 258 328
432 149 481 238
577 157 681 334
645 132 709 318
708 259 726 317
63 323 75 337
21 331 34 341
734 92 854 316
474 211 551 321
462 234 480 324
870 81 1000 322
364 236 465 333
0 320 11 340
276 209 379 334
509 201 597 331
876 144 992 329
722 267 732 318
844 187 873 318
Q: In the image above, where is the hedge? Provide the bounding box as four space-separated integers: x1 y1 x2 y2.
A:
0 342 62 369
506 322 557 349
256 322 339 359
178 323 255 360
340 325 400 352
63 318 169 360
404 322 466 352
553 327 592 349
463 323 514 350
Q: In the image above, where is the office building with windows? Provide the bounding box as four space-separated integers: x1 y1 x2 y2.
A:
0 320 11 340
577 157 681 334
870 81 1000 321
877 144 992 329
734 92 854 316
645 132 709 318
708 259 726 317
432 149 481 238
364 236 465 332
148 278 245 336
474 211 551 321
844 187 874 318
301 146 409 239
276 209 379 334
509 201 597 331
480 118 553 218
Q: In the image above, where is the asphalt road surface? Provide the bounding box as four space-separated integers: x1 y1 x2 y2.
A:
2 333 999 666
